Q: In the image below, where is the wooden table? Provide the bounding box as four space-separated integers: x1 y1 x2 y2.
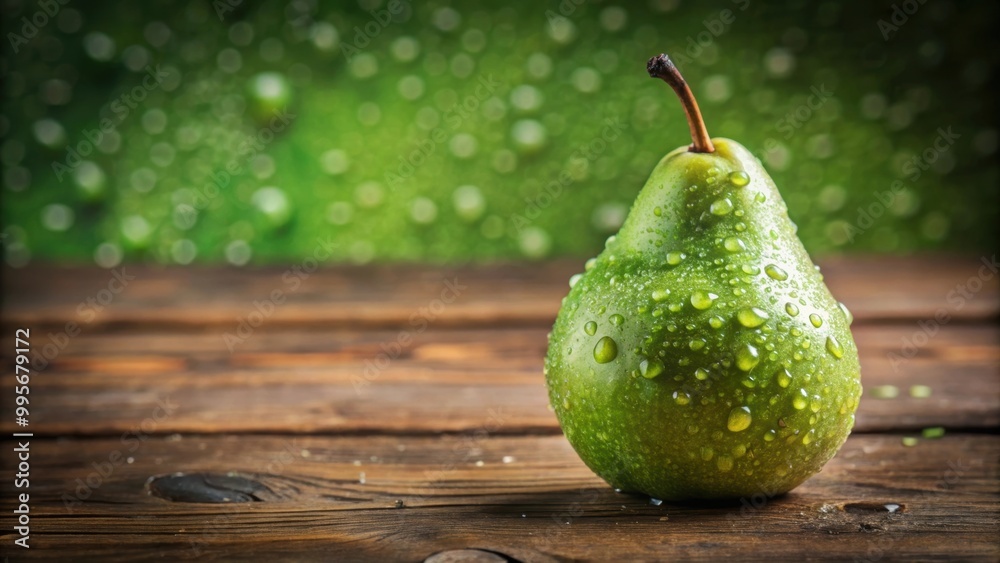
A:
2 256 998 561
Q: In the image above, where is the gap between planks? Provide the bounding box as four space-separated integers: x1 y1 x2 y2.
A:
1 323 997 437
3 255 998 331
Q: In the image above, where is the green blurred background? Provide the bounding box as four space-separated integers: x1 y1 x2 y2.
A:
2 0 997 267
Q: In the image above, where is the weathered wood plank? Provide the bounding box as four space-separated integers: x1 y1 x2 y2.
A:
817 254 1000 322
1 434 996 561
2 324 996 436
1 261 566 329
3 255 997 330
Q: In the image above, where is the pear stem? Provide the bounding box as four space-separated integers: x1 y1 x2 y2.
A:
647 54 715 153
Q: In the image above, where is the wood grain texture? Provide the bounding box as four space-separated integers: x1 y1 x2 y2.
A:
3 255 998 329
0 434 996 561
0 258 997 561
2 324 996 436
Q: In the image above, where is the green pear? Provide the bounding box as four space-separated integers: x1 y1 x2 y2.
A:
544 54 862 501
